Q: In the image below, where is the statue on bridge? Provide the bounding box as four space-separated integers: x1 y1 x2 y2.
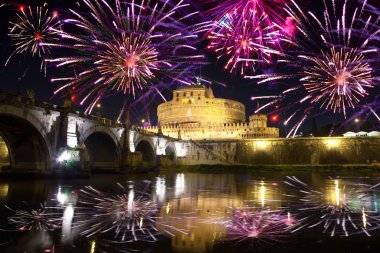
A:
26 90 35 105
63 88 73 109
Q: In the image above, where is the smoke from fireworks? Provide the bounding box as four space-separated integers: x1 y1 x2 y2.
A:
6 5 61 68
46 0 204 114
248 0 380 137
200 0 289 75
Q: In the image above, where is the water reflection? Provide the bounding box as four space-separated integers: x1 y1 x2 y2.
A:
1 173 380 253
285 177 380 237
248 180 282 209
155 176 166 203
174 173 185 198
0 183 9 200
61 205 74 243
161 192 243 252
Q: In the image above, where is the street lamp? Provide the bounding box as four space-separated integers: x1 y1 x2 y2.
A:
354 118 360 123
96 103 102 116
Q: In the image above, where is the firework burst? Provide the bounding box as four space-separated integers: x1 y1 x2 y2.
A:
302 47 373 113
247 0 380 136
199 0 289 75
6 5 61 67
284 176 380 237
224 207 294 248
6 204 62 231
46 0 204 114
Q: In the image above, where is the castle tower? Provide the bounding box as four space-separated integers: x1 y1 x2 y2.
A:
144 86 279 140
249 114 268 128
157 86 245 126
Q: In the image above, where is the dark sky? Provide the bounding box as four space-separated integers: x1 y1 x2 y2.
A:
0 0 379 134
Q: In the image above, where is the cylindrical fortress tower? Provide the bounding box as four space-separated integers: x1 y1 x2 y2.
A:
249 114 268 128
157 86 245 125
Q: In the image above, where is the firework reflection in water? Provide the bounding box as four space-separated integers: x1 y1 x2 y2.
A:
6 204 62 231
284 176 380 237
75 182 188 243
224 207 295 249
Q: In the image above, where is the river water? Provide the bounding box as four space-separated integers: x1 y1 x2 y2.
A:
1 170 380 253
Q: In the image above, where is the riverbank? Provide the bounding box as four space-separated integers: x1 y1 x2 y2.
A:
1 164 379 179
161 164 380 173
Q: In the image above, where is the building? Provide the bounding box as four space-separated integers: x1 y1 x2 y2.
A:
343 131 380 137
143 86 279 140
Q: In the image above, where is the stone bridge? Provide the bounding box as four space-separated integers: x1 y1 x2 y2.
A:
0 91 378 174
0 91 188 173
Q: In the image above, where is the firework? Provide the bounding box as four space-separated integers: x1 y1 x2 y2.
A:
45 0 204 114
200 0 289 75
224 207 293 248
247 0 380 137
284 176 379 237
75 183 188 242
6 5 61 67
6 204 62 231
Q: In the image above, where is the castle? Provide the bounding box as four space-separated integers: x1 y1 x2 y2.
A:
143 85 279 140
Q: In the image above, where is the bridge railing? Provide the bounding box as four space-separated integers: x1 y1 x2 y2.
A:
134 126 179 142
0 90 124 128
80 113 123 127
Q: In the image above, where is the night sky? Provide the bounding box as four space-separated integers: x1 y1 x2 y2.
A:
0 0 379 135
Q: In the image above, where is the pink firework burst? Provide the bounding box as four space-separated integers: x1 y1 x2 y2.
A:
203 0 289 75
247 0 380 137
225 208 294 248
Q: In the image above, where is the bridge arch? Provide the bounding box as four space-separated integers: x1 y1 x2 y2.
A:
164 142 177 163
0 105 53 171
80 126 121 169
135 139 156 163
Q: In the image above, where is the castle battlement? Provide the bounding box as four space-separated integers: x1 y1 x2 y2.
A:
142 86 279 140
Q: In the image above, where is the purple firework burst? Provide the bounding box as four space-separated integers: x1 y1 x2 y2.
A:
247 0 380 137
45 0 205 114
224 207 295 248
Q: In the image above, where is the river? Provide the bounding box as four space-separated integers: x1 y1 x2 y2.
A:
1 169 380 253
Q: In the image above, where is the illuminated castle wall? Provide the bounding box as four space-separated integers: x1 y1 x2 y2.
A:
143 86 279 140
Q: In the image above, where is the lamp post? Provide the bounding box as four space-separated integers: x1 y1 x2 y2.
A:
96 103 102 116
